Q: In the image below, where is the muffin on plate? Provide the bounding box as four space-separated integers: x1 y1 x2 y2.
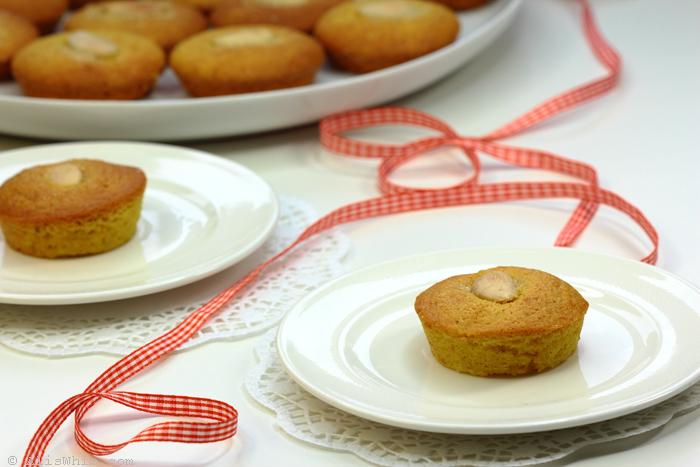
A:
171 25 324 96
0 10 39 80
0 0 68 33
314 0 459 73
211 0 342 32
65 1 207 51
12 29 165 99
0 159 147 258
415 267 588 376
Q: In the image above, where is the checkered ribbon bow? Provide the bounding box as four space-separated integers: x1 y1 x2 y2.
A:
23 0 658 465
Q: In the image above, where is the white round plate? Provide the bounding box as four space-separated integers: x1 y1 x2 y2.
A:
0 142 278 305
0 0 520 141
278 247 700 434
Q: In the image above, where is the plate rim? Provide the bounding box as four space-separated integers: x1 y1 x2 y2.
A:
0 0 522 109
0 141 279 305
277 246 700 434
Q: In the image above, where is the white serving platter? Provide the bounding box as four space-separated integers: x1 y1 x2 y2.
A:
0 0 521 141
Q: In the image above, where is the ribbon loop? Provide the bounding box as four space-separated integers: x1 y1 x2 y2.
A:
375 137 481 195
323 105 603 245
78 392 236 451
319 107 458 159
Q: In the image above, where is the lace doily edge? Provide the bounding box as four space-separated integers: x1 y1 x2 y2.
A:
244 331 700 467
0 228 351 359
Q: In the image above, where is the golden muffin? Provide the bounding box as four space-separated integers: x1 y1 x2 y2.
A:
433 0 491 10
0 159 147 258
211 0 342 32
171 25 325 96
69 0 223 9
314 0 459 73
12 29 165 99
0 10 39 80
173 0 224 11
65 1 207 51
415 267 588 377
0 0 68 33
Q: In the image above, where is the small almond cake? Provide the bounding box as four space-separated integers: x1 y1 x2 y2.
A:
65 1 207 51
415 267 588 376
0 0 68 33
211 0 343 32
0 159 146 258
172 0 225 11
0 10 38 80
314 0 459 73
171 25 324 96
12 30 165 100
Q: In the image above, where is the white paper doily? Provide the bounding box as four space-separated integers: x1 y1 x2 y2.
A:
0 196 349 357
246 330 700 467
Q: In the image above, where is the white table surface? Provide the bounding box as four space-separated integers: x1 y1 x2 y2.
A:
1 0 699 466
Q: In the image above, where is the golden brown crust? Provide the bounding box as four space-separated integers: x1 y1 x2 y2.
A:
0 0 68 33
211 0 343 32
314 0 459 73
422 319 584 376
70 0 226 10
415 267 589 338
11 30 165 100
432 0 491 10
65 1 207 50
170 25 324 96
0 159 146 224
173 0 225 11
0 10 39 80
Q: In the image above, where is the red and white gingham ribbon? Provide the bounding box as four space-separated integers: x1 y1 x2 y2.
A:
23 1 658 465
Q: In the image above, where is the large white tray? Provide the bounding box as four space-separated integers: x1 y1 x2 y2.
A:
0 0 521 141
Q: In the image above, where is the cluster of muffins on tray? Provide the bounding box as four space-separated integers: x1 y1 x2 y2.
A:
0 0 492 99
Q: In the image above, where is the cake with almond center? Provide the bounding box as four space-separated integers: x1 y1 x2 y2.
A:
0 159 146 258
415 266 588 376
